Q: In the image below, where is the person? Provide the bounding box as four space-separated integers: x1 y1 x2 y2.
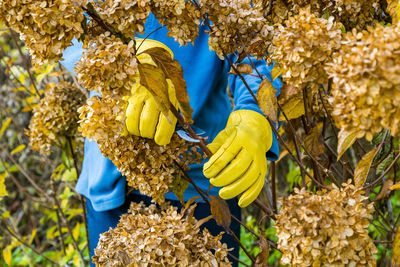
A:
62 12 281 267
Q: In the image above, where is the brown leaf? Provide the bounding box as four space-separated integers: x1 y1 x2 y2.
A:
255 235 270 267
209 196 231 230
144 47 193 124
230 63 253 75
304 125 324 158
375 179 393 201
195 215 213 229
337 129 359 161
392 226 400 266
248 38 265 55
138 63 171 123
171 174 189 205
354 148 378 189
257 79 278 123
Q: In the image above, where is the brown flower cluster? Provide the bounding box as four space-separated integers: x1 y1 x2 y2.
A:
276 183 377 266
200 0 268 59
271 8 342 92
0 0 85 66
326 23 400 141
75 33 138 97
387 0 399 23
26 81 86 155
151 0 201 46
93 202 231 266
285 0 380 30
78 96 201 204
94 0 152 38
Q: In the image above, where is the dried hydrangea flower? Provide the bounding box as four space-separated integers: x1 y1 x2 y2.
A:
78 96 202 204
26 81 86 155
276 183 377 266
200 0 268 59
94 0 152 38
93 201 232 266
0 0 86 66
286 0 380 31
271 8 342 92
326 23 400 141
151 0 201 46
75 33 138 97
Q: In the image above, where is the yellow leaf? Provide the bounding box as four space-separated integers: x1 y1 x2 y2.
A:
392 225 400 266
337 129 359 161
279 93 304 121
3 244 12 265
12 86 27 92
72 223 81 241
144 47 193 124
0 172 8 198
138 63 171 123
11 144 26 155
354 148 378 188
28 228 38 245
0 117 12 139
271 65 283 81
390 182 400 191
21 104 38 112
257 79 278 123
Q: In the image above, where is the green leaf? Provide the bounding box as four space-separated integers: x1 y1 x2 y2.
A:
337 129 359 161
354 148 378 188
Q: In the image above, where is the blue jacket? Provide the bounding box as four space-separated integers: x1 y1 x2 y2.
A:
62 13 282 211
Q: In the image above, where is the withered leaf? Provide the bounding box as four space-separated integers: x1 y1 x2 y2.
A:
304 125 324 158
209 196 231 230
392 226 400 266
171 174 189 205
257 79 278 123
375 179 393 201
278 84 304 121
271 64 283 81
255 234 269 267
138 63 171 123
337 129 359 161
230 63 253 75
195 215 213 229
144 47 193 124
354 148 378 189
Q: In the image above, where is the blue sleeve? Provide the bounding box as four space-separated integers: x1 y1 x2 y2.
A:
228 55 282 161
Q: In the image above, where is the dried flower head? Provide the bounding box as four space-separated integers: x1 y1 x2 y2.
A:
78 96 202 204
326 23 400 141
286 0 380 31
26 81 86 155
276 183 377 266
75 33 138 97
0 0 85 66
151 0 201 46
271 8 342 92
200 0 268 59
94 0 152 38
93 202 232 266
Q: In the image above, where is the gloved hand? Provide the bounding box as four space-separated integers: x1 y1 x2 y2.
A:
203 110 273 207
125 39 178 146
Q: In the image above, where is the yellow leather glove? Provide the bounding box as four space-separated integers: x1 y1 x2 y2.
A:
203 110 273 207
125 39 178 146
